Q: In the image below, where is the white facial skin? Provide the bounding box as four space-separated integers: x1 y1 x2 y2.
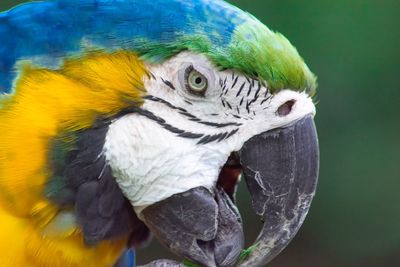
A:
104 52 316 214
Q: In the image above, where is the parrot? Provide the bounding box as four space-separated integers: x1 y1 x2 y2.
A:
0 0 319 267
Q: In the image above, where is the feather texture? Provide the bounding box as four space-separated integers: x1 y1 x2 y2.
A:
0 51 146 267
0 0 316 94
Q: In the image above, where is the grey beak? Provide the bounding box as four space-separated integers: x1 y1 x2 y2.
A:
141 187 244 267
238 116 319 267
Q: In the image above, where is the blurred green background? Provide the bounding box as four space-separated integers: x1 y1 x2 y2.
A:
1 0 399 266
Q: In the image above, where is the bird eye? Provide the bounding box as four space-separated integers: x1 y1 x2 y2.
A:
185 66 208 96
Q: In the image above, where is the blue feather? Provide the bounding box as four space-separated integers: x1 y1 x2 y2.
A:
0 0 246 93
113 249 136 267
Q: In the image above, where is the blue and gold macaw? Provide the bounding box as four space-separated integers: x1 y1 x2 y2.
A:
0 1 319 266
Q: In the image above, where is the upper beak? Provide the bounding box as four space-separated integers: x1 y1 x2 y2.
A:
141 116 319 267
238 115 319 266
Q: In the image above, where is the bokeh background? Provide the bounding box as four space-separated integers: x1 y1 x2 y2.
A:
1 1 399 266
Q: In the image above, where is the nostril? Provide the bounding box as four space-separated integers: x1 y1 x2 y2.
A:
277 100 295 117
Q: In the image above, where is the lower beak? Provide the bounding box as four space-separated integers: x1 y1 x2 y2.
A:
141 116 319 267
141 187 244 267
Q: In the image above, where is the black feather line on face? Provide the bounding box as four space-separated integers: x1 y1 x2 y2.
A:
161 78 176 90
236 82 246 97
143 95 242 128
231 75 239 89
253 82 262 101
124 107 239 145
247 82 253 97
219 72 272 122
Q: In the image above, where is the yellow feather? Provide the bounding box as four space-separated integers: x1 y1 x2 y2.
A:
0 51 147 266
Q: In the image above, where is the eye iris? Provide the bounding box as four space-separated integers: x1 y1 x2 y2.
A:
189 73 205 89
190 75 204 88
187 69 207 94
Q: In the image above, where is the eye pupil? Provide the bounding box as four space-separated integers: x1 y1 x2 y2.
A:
195 77 202 84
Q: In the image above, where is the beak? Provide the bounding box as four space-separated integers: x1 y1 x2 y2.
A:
141 187 244 267
238 115 319 266
141 116 319 267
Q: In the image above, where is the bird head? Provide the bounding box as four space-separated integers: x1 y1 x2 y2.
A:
0 1 319 266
